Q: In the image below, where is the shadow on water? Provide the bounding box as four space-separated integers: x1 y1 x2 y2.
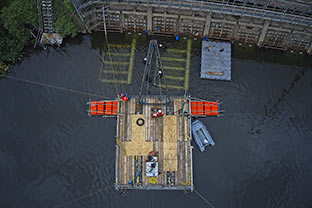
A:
264 67 309 118
23 34 85 59
62 34 85 47
249 66 310 135
90 32 134 50
232 43 312 68
230 43 312 137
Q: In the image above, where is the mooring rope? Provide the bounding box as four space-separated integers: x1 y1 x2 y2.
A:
193 188 216 208
53 184 114 208
2 75 113 99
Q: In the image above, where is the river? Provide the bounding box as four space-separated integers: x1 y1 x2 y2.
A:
0 33 312 208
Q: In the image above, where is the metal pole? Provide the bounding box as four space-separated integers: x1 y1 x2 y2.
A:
139 41 153 98
71 0 84 21
102 6 108 39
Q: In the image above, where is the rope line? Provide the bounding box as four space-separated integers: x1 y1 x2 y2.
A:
104 39 119 97
2 75 113 99
194 188 216 208
102 6 119 97
156 42 169 97
53 184 114 208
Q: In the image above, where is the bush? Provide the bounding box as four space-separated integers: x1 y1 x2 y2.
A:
54 0 78 37
0 0 37 73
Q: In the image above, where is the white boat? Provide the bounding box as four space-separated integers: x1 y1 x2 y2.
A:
192 120 215 152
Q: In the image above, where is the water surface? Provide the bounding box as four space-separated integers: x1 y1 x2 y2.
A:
1 33 312 208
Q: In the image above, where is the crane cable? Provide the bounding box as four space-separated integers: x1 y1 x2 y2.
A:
193 188 216 208
139 40 153 99
156 42 169 98
52 185 216 208
53 184 114 208
1 75 114 99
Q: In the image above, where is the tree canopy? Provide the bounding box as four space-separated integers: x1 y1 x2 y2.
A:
1 0 37 37
0 0 79 74
54 0 78 37
0 0 37 74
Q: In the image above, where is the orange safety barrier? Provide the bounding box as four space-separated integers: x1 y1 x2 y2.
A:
191 101 219 116
106 101 112 115
89 101 118 116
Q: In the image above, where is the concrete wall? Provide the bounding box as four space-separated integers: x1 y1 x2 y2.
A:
72 0 312 54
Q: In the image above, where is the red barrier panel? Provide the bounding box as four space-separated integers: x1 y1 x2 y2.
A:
89 101 118 116
191 101 219 116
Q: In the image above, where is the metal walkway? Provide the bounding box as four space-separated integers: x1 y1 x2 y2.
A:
76 0 312 27
36 0 62 45
41 0 54 33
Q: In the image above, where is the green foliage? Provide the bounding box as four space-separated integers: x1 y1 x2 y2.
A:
54 0 78 37
1 0 37 40
64 0 75 12
0 0 80 74
0 61 8 74
0 28 24 62
0 60 10 75
54 15 78 37
0 0 37 74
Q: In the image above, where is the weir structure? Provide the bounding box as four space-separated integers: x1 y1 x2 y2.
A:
71 0 312 54
87 40 223 191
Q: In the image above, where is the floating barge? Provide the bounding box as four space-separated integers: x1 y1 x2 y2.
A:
201 41 231 81
87 96 222 191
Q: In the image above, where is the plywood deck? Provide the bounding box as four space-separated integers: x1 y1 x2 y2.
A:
163 116 178 171
116 96 193 190
124 115 153 155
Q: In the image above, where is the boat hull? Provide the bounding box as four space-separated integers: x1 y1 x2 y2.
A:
191 120 215 152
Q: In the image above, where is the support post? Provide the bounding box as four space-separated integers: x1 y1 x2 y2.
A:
257 21 270 47
232 22 239 43
120 11 125 33
177 15 182 34
283 31 292 50
71 0 84 21
308 42 312 55
147 8 153 32
203 13 212 37
133 11 137 32
102 6 107 39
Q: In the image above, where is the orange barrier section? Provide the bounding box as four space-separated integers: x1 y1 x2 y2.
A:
191 101 219 116
89 101 118 116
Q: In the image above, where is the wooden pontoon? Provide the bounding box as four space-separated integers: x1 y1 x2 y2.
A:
87 96 222 191
115 96 193 190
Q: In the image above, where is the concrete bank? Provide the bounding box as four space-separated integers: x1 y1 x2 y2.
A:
72 0 312 54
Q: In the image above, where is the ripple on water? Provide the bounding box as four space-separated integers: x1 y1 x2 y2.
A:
1 33 312 208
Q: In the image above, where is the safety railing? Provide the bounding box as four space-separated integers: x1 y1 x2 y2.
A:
76 0 312 26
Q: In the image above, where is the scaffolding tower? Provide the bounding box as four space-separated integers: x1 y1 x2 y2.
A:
139 40 168 100
36 0 63 46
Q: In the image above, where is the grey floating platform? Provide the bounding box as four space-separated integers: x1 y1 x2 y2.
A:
200 41 231 81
